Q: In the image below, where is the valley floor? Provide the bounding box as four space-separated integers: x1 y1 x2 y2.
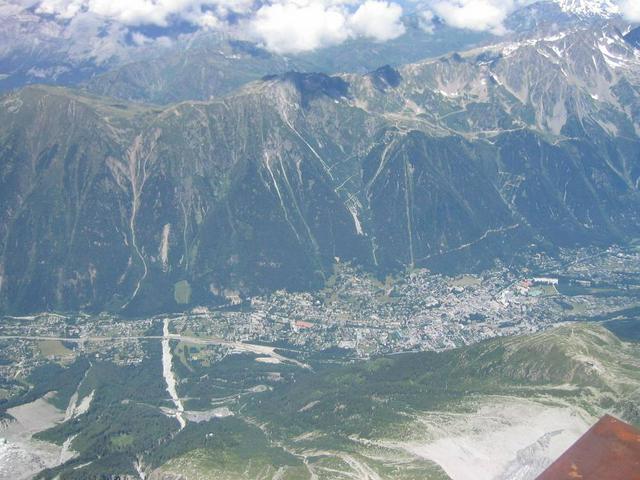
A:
1 246 640 479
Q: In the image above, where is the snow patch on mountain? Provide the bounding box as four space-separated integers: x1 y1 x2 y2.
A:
553 0 620 17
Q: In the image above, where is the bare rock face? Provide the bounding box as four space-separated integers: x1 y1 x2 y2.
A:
0 415 16 431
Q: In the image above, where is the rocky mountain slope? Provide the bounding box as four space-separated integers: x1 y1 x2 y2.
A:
1 24 640 314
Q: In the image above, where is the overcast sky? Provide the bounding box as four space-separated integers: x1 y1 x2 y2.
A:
5 0 640 55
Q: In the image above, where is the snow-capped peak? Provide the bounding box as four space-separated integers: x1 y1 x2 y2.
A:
553 0 620 17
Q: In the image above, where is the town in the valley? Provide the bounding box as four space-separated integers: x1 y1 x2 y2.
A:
1 243 639 393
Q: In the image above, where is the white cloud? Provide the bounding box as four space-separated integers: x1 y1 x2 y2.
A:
248 0 405 53
15 0 640 54
425 0 533 34
36 0 255 26
87 0 169 26
36 0 85 19
418 9 435 32
130 31 171 46
249 2 349 53
26 0 407 53
618 0 640 21
349 1 406 41
418 0 640 34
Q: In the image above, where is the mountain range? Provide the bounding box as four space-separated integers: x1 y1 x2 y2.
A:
1 21 640 314
0 0 634 96
2 5 640 479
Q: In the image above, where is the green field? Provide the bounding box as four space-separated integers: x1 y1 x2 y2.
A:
174 281 192 305
37 340 74 362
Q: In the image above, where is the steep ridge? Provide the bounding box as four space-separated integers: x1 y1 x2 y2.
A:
249 323 640 428
0 87 158 313
1 25 640 314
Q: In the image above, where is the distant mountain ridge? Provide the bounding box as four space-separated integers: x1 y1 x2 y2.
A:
2 0 634 97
